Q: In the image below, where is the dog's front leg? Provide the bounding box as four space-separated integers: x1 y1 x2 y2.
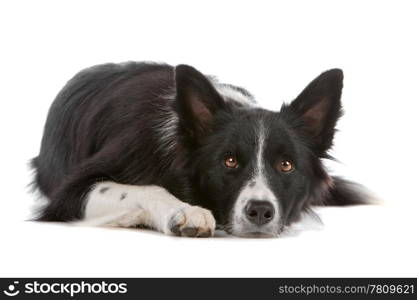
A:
78 181 215 237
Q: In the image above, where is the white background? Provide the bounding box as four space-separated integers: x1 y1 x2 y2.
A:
0 0 416 277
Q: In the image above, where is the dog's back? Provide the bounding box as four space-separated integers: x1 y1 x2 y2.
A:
32 62 183 219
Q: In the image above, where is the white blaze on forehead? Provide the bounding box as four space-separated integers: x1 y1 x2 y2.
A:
246 121 276 201
232 120 279 227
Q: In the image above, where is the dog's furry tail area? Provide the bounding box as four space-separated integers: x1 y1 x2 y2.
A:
321 176 375 206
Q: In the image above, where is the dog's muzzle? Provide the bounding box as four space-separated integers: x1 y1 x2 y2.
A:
231 199 279 238
244 200 275 226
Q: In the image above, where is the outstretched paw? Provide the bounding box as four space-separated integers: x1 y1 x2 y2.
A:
168 206 215 237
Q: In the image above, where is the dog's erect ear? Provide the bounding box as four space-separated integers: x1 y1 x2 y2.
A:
175 64 226 140
289 69 344 155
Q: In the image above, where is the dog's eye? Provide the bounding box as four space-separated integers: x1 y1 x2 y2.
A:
224 154 238 168
279 159 293 172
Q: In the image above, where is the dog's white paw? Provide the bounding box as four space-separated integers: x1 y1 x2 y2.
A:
167 206 215 237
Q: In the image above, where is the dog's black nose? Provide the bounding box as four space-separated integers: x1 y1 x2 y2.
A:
245 200 275 225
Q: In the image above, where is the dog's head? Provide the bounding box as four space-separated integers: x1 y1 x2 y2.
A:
175 65 343 237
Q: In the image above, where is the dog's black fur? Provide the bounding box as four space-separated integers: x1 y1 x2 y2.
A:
31 62 368 235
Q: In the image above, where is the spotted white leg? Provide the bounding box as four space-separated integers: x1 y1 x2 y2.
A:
77 181 215 237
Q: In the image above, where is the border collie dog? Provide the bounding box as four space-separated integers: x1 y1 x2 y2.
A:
31 62 367 237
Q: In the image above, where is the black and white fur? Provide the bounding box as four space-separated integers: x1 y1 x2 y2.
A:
31 62 368 237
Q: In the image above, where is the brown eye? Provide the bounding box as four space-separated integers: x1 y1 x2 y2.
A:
224 154 238 168
279 159 293 172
